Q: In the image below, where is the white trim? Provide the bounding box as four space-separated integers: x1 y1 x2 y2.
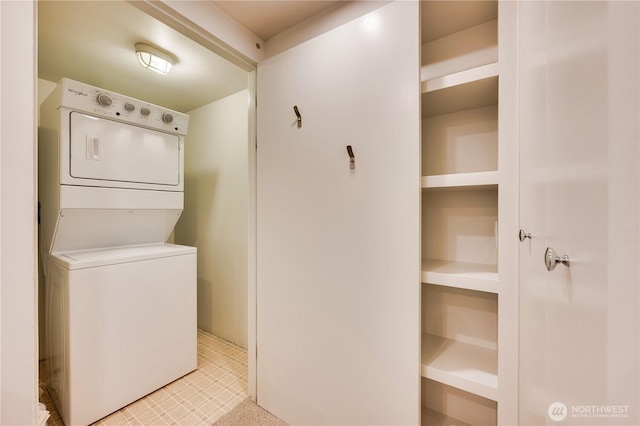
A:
421 62 499 93
497 1 519 424
0 0 39 423
247 70 257 400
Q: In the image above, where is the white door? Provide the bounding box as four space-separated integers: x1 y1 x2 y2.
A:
518 2 639 424
256 2 420 424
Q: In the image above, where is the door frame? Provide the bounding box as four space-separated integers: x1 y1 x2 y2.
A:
497 1 519 424
1 1 38 423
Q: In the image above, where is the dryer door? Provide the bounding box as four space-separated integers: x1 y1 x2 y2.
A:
69 112 180 186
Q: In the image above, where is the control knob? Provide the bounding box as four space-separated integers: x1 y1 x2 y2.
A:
96 93 113 106
162 113 174 124
140 107 151 116
124 103 135 112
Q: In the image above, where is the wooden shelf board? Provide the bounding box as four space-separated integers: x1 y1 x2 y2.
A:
422 74 498 117
421 171 498 189
421 259 498 293
421 62 499 93
421 333 498 401
422 407 471 426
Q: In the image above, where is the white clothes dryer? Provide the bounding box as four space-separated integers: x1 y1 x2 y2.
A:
39 79 197 425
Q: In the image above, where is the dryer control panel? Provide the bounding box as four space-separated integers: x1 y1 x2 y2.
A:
57 78 189 136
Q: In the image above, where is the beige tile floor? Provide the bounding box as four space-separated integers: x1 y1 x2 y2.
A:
40 329 248 425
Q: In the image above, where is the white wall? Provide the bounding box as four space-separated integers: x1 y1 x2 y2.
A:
263 1 390 58
0 1 38 424
38 79 56 107
255 2 420 423
175 90 249 348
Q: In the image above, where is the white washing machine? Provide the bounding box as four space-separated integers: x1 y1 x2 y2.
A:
39 78 197 425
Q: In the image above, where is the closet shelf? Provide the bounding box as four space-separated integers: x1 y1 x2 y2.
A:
421 333 498 401
421 68 498 117
421 171 498 189
421 259 498 293
421 62 498 93
422 407 471 426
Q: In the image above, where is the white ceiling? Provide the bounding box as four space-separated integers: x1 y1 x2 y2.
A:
214 1 342 40
38 0 339 113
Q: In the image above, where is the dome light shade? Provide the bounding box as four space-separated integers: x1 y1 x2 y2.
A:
135 43 175 75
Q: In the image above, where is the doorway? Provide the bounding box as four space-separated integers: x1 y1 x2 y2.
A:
36 0 256 419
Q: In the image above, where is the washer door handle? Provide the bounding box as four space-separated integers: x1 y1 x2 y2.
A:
545 247 570 271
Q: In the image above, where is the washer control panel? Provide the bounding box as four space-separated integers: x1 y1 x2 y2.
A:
57 78 189 135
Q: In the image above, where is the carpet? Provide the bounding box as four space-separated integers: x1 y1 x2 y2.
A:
214 399 288 426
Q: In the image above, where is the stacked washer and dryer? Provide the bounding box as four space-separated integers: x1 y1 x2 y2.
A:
39 78 197 425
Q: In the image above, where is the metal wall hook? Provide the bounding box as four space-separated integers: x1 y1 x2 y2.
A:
346 145 355 170
293 105 302 128
544 247 570 271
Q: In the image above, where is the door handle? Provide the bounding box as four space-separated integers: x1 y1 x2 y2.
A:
544 247 570 271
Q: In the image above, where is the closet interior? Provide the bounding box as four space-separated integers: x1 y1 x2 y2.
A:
420 1 500 424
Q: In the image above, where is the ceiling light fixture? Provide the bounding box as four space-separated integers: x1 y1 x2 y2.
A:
135 42 176 75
